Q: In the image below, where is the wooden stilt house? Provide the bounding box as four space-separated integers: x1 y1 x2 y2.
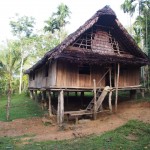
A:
25 6 149 125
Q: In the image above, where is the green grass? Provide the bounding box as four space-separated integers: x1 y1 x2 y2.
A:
0 120 149 150
0 94 43 121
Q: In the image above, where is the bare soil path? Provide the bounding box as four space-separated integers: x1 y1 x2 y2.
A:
0 101 149 142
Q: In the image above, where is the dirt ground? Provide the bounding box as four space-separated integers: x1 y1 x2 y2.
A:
0 101 149 142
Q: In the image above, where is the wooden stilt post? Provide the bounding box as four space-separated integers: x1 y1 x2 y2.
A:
41 91 44 101
29 90 34 99
48 91 52 116
109 67 112 113
109 90 112 113
34 90 38 102
57 90 64 126
57 93 60 124
115 63 120 112
141 89 145 98
93 79 97 120
41 90 46 110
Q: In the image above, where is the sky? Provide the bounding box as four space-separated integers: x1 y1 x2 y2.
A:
0 0 129 43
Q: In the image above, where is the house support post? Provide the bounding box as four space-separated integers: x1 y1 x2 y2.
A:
57 90 64 126
93 79 97 120
41 91 44 101
109 90 112 113
130 90 137 100
41 90 46 110
141 89 145 98
48 91 52 116
29 90 34 100
34 90 38 102
115 63 120 112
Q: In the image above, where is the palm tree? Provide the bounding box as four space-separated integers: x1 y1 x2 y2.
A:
44 3 71 42
121 0 136 34
121 0 150 88
0 41 20 120
55 3 71 29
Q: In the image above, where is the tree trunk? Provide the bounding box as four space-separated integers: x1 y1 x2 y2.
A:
6 77 11 121
19 54 24 94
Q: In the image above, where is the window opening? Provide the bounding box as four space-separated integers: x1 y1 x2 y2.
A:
79 65 90 75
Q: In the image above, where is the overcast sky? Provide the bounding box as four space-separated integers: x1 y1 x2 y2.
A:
0 0 129 43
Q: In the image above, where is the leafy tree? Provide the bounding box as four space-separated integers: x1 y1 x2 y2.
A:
10 14 35 37
10 15 35 94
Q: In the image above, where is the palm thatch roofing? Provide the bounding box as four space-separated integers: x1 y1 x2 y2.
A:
25 5 149 74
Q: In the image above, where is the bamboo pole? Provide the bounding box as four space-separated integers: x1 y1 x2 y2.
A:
93 79 97 120
115 63 120 112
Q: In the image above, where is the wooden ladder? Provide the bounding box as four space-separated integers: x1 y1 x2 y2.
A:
86 86 110 112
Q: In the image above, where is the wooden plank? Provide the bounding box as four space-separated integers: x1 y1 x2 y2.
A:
96 86 110 111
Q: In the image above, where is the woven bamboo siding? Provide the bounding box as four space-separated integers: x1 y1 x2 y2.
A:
92 30 114 54
119 67 140 87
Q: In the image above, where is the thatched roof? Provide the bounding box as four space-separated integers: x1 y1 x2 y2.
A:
25 6 149 74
